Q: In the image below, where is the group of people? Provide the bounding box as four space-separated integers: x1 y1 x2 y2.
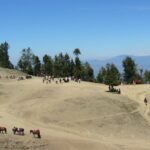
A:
0 74 33 81
0 75 16 80
42 75 81 84
17 75 32 81
0 126 41 138
108 86 121 94
42 76 54 84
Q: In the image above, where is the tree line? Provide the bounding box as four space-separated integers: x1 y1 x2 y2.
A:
0 41 150 85
17 47 94 82
97 56 150 86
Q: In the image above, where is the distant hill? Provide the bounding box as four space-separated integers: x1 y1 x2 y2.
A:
0 67 26 76
88 55 150 76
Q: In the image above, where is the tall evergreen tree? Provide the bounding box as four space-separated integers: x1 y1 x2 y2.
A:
33 55 41 76
144 70 150 83
63 53 71 76
73 49 82 78
104 64 120 88
70 59 75 76
17 48 34 74
82 62 94 82
0 42 13 68
97 67 107 83
74 57 82 78
53 55 61 77
43 54 53 75
122 56 137 84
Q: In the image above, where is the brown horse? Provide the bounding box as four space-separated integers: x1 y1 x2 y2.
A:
0 127 7 134
30 129 41 138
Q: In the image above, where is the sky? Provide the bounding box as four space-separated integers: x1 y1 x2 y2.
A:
0 0 150 64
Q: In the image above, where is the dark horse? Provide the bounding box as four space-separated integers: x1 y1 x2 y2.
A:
63 78 69 83
30 129 41 138
144 98 148 106
0 127 7 134
12 127 24 135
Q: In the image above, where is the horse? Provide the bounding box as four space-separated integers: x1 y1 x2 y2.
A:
12 127 24 135
0 127 7 134
63 78 69 83
144 98 148 106
30 129 41 138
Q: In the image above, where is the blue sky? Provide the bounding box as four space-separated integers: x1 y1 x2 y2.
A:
0 0 150 64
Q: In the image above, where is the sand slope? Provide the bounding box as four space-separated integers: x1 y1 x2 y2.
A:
0 67 26 77
0 76 150 150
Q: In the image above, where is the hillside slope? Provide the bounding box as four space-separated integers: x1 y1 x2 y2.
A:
0 78 150 149
0 67 26 76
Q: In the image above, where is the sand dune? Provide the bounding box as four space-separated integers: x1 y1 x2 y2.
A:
0 74 150 149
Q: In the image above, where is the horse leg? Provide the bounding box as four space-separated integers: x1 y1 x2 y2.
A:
38 133 41 138
5 129 7 134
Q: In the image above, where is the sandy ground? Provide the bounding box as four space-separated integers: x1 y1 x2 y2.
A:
0 73 150 149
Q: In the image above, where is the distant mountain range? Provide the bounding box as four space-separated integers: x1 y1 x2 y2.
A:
88 55 150 76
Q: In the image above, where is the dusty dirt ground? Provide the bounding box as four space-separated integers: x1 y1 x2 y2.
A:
0 73 150 149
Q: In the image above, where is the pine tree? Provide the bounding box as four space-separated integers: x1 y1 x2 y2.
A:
43 54 53 75
82 62 94 82
33 55 41 76
73 49 82 78
104 64 120 88
144 70 150 83
122 56 137 84
97 67 107 83
63 53 71 77
70 59 75 76
0 42 13 68
17 48 34 74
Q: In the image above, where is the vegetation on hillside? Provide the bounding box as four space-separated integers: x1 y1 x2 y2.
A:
97 56 150 85
0 41 150 84
17 47 94 81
